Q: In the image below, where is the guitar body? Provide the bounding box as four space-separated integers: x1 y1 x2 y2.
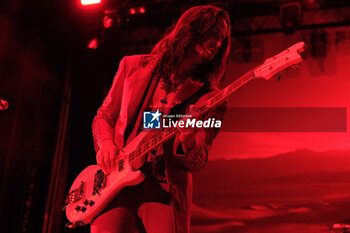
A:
65 131 155 227
65 164 144 226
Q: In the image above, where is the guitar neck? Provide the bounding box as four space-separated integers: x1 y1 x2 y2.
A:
126 41 306 170
128 71 256 167
195 70 255 116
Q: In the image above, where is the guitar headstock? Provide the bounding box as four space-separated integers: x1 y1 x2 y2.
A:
253 41 306 80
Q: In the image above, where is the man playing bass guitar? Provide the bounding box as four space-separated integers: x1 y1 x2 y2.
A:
91 5 230 233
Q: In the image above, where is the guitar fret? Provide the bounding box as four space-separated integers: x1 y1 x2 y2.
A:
151 138 157 145
128 152 135 162
197 105 207 115
213 93 224 103
225 84 234 94
209 98 215 106
135 148 141 156
140 145 146 154
229 85 235 93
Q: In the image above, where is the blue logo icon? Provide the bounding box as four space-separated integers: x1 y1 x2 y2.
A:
143 110 162 129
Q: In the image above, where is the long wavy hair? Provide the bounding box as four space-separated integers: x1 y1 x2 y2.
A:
150 5 231 93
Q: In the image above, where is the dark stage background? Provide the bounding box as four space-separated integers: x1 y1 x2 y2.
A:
1 1 350 233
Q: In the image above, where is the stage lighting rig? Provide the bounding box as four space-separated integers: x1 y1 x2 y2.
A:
103 9 120 28
279 2 302 34
81 0 101 6
128 7 146 15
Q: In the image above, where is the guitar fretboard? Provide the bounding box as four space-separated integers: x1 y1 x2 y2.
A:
128 70 256 166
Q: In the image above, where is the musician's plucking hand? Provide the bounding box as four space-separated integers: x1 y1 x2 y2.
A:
96 140 120 174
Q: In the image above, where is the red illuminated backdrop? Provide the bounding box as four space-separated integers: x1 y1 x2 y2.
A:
1 1 350 233
192 26 350 233
214 27 350 159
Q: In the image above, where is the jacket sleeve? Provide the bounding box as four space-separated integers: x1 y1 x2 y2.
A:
92 57 127 152
173 90 227 173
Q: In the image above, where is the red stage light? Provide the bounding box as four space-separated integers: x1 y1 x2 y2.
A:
129 8 136 15
87 38 99 49
139 7 146 14
81 0 101 6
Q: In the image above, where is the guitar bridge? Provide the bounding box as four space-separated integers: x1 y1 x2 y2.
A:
63 181 85 209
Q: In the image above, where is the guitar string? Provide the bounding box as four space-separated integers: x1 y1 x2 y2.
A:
68 129 177 196
116 59 279 170
70 67 289 200
127 72 255 165
69 49 299 200
73 65 276 195
70 120 193 196
69 72 257 199
71 129 180 197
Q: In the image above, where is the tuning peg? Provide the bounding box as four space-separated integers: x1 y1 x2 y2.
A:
291 64 301 70
277 73 281 82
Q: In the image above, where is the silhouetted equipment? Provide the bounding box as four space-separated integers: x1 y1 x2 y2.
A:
279 2 303 34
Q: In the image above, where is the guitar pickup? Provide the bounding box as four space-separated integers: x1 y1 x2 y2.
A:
118 159 124 171
93 169 106 195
